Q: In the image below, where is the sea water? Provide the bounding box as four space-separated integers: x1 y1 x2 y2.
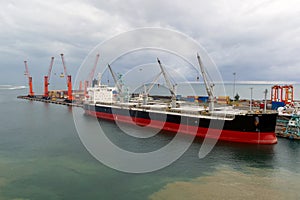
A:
0 86 300 199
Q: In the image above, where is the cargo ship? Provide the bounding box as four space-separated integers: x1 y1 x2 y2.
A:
83 55 278 144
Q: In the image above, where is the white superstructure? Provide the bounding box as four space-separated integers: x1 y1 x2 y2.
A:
85 73 118 104
86 85 118 104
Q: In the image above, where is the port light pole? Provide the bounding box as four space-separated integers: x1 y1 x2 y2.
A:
233 72 236 100
264 89 268 113
250 87 253 111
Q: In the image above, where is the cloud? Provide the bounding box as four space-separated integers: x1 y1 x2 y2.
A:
0 0 299 85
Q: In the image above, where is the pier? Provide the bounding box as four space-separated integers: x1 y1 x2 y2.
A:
17 95 83 107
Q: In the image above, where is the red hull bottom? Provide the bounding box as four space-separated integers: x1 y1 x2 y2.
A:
85 110 277 144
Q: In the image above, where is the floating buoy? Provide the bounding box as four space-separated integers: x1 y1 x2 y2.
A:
60 73 64 78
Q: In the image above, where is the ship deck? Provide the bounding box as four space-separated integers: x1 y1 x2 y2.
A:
91 101 275 121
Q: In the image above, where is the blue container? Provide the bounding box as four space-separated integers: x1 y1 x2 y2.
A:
187 97 195 102
176 95 182 100
271 101 285 110
198 96 209 103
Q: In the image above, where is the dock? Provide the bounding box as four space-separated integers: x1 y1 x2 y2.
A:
17 95 83 107
275 115 300 140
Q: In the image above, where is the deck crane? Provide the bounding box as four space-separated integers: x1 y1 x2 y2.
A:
107 64 124 102
84 53 100 97
60 54 74 102
43 57 55 99
157 58 177 108
196 53 215 112
141 71 163 105
24 60 34 97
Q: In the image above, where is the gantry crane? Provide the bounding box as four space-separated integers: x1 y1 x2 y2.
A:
24 60 34 97
271 85 294 105
60 54 74 102
43 57 55 99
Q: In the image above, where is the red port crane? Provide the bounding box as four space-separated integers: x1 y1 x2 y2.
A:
84 53 100 97
79 81 82 91
271 85 282 102
43 57 55 99
282 85 294 104
60 54 74 102
88 53 100 87
24 60 34 97
271 85 294 105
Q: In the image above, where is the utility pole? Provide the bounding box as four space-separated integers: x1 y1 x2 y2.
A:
250 87 253 111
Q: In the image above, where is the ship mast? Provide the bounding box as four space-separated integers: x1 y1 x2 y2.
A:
197 53 215 112
157 58 177 108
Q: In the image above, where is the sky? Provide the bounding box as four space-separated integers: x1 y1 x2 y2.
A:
0 0 299 88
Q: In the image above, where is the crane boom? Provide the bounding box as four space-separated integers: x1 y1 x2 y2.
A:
107 64 124 102
141 71 163 105
107 64 122 92
59 53 73 102
24 60 34 97
88 53 100 86
60 54 68 83
24 60 30 78
197 53 214 111
145 72 163 94
157 58 177 107
47 57 55 81
43 57 55 98
157 58 176 96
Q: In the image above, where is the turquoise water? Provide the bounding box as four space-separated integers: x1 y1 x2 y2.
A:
1 88 300 199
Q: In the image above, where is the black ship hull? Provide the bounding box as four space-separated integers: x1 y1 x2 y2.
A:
84 104 278 144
